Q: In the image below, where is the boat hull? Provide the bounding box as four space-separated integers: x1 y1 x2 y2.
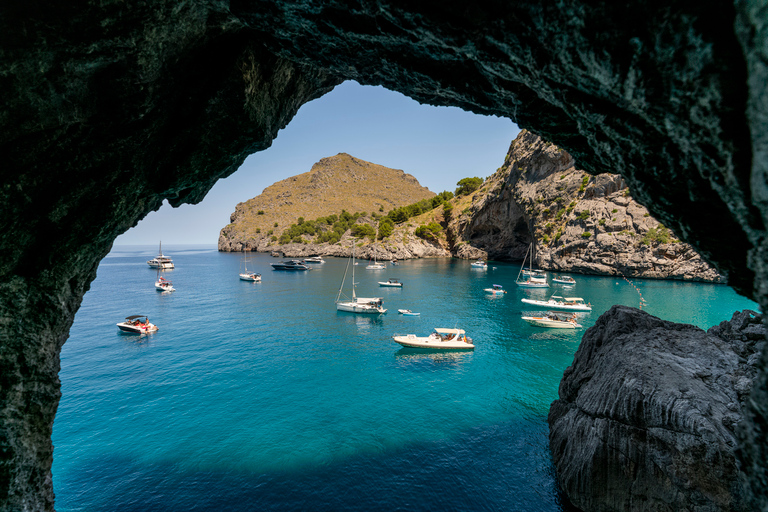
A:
520 298 591 311
378 282 403 287
393 335 473 349
516 282 549 288
117 322 158 334
155 284 174 292
521 316 581 329
240 273 261 281
552 278 576 284
336 302 386 314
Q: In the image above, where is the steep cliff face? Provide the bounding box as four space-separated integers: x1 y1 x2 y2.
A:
549 307 764 511
452 131 723 282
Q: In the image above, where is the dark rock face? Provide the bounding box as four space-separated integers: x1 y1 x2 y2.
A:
549 306 764 511
1 0 767 509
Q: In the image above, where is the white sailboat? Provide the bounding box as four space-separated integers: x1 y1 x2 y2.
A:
336 249 387 314
516 242 548 288
239 251 261 282
366 255 386 270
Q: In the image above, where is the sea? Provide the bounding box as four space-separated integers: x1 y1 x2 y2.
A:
52 244 759 511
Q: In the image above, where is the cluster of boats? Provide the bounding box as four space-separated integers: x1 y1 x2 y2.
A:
128 241 593 344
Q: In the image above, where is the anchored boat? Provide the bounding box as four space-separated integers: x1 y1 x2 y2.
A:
393 328 474 349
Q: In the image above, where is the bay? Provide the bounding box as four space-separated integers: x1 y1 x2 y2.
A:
52 244 758 511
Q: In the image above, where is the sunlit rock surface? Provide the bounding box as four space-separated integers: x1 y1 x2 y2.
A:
1 0 767 509
549 307 764 511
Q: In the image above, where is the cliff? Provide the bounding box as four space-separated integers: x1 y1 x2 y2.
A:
548 307 764 511
218 153 434 252
450 130 723 282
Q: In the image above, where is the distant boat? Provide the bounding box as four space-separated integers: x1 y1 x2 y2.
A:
379 278 403 287
155 273 175 292
271 260 311 271
302 256 325 264
483 284 506 295
239 252 261 282
521 312 582 329
470 260 487 268
521 296 592 311
336 249 386 314
516 243 548 288
366 256 386 270
393 328 474 349
116 315 158 334
552 275 576 285
397 309 420 316
147 241 174 269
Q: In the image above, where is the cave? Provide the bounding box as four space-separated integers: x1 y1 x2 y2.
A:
1 1 767 510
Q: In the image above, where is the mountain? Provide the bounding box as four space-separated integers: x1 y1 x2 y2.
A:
448 130 722 282
218 153 434 251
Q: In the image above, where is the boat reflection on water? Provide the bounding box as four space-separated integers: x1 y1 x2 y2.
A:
393 348 473 371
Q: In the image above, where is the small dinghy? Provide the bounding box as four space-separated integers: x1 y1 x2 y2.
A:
398 309 420 316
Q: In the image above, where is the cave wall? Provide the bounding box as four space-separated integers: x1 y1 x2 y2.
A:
1 0 766 509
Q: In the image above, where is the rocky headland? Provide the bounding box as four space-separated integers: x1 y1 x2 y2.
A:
548 306 764 511
229 131 722 283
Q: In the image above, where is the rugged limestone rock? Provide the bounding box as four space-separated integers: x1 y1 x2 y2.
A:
549 307 764 512
452 130 723 282
1 0 768 509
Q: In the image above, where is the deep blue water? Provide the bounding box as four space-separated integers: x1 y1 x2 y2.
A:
53 245 759 511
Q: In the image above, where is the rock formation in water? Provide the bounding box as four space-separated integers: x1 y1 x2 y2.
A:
1 1 767 510
218 153 434 252
549 307 764 511
451 130 723 282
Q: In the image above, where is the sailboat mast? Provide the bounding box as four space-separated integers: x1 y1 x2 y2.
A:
351 248 357 299
336 250 352 302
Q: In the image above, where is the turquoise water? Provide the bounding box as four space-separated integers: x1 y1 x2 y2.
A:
53 245 759 511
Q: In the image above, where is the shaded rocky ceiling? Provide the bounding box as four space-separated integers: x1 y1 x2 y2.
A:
1 0 766 510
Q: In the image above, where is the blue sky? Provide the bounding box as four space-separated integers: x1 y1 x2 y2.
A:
115 81 520 245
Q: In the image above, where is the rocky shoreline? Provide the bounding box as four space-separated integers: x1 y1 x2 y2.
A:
223 131 723 284
549 307 763 511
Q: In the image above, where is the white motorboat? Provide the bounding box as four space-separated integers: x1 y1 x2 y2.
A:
379 278 403 287
336 250 386 314
155 275 174 292
393 328 474 349
516 243 549 288
470 260 487 268
552 275 576 285
483 284 506 295
303 256 325 264
117 315 158 334
520 295 592 311
398 309 420 316
521 312 582 329
147 241 174 269
239 252 262 281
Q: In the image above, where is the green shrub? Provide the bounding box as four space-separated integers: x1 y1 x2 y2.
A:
542 234 551 244
560 174 566 180
578 175 590 192
255 228 261 233
455 177 483 196
274 222 278 227
641 226 672 245
598 219 606 226
612 209 618 213
556 208 566 220
257 210 264 215
577 210 590 220
377 218 394 240
351 223 376 239
581 232 592 238
643 213 650 217
542 208 551 216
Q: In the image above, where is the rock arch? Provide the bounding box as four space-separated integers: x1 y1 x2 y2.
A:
1 1 766 509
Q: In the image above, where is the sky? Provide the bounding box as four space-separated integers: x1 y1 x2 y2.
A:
115 81 520 245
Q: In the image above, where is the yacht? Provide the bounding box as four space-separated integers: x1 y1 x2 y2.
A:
239 252 262 281
302 256 325 264
470 260 488 268
521 312 582 329
520 296 592 311
393 328 474 349
366 257 386 270
271 260 311 271
116 315 158 334
147 241 174 269
336 250 386 314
